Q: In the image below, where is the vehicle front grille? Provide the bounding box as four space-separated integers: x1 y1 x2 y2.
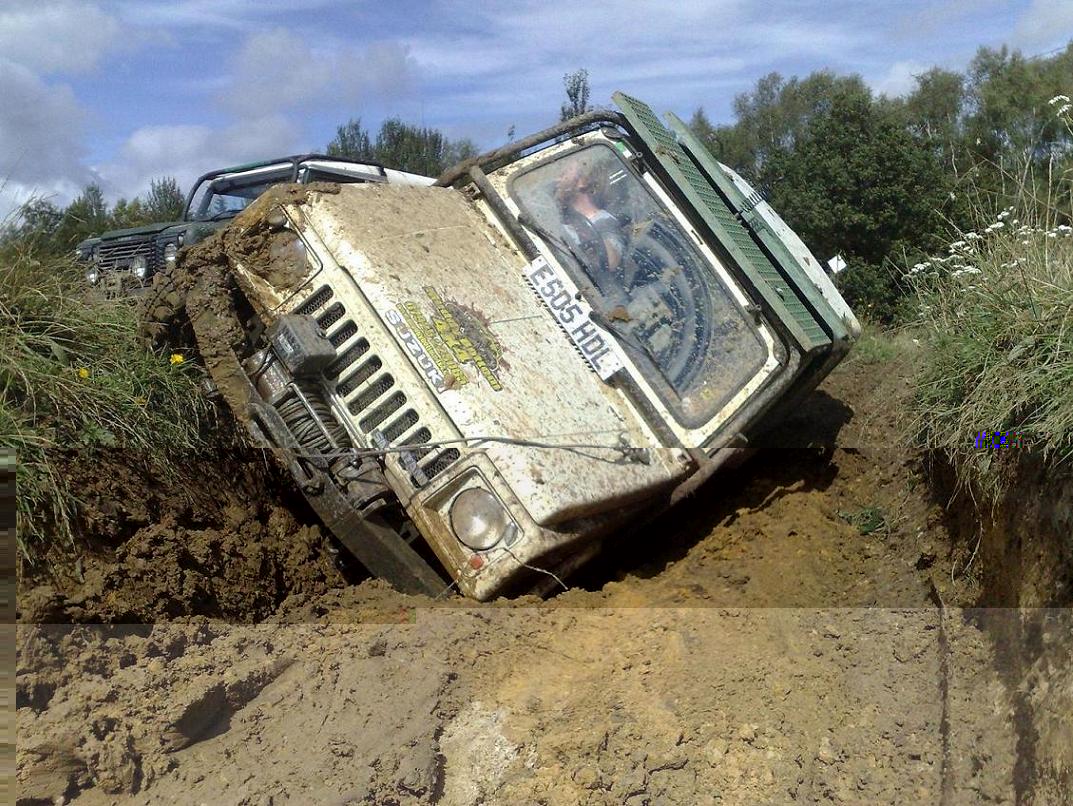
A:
97 237 161 275
292 284 461 487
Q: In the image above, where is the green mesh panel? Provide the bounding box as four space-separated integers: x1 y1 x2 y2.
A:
612 91 829 354
665 112 849 344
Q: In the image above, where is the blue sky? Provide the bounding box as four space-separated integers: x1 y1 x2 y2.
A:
2 0 1072 219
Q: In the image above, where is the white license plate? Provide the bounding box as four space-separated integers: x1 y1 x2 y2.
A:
524 256 623 380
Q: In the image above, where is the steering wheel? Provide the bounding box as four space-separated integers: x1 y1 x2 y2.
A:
621 223 711 390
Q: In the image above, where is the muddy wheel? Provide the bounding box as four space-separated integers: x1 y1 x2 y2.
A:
139 264 188 347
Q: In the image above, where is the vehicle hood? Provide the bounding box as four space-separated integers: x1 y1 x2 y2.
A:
96 220 184 241
292 184 688 525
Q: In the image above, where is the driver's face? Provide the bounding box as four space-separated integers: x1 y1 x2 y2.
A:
555 161 593 205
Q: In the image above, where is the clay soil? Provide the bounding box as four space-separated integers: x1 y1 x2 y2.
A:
15 352 1072 805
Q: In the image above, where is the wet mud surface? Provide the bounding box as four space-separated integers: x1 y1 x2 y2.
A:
15 355 1072 804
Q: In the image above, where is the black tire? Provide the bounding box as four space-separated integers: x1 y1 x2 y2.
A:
138 265 188 347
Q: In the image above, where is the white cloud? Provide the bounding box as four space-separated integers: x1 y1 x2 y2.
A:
225 29 416 117
0 59 91 189
96 115 302 201
872 60 929 98
1016 0 1073 50
113 0 343 31
0 1 121 74
395 0 869 139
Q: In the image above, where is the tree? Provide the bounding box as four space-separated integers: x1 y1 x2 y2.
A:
691 71 875 190
560 68 592 121
326 118 374 160
764 86 948 319
326 117 474 176
144 177 185 221
372 118 450 176
690 69 952 319
1 198 63 253
902 68 966 156
110 197 147 229
443 137 479 168
54 184 110 249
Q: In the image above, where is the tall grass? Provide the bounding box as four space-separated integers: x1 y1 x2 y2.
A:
0 242 207 567
907 100 1073 499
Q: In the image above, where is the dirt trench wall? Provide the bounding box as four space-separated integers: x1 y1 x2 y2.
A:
939 453 1073 802
938 453 1072 609
984 457 1072 609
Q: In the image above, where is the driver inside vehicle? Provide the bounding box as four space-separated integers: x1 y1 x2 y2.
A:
554 158 627 276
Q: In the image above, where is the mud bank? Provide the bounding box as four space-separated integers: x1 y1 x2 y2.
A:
17 442 348 625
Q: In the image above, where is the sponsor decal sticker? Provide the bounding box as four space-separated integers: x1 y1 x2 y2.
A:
386 287 507 392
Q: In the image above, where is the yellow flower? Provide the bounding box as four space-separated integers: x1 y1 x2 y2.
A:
134 396 147 406
169 353 185 366
77 367 90 379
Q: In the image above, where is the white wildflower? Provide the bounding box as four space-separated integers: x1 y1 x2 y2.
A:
1058 103 1072 117
964 232 982 241
1049 95 1070 105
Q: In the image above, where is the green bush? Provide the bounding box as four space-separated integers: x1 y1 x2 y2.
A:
907 108 1073 498
0 244 207 566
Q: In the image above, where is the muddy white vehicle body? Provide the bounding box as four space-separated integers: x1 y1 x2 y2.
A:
183 94 859 600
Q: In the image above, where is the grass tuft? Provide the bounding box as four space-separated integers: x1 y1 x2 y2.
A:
905 150 1073 500
0 242 208 567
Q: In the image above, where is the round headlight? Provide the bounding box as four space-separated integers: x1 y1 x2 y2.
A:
85 268 100 285
163 242 178 266
449 488 509 551
130 255 148 279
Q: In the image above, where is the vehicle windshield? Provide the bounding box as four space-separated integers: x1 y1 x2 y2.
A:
188 164 295 221
509 143 768 426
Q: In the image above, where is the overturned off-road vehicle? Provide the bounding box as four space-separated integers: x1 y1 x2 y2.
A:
153 93 860 600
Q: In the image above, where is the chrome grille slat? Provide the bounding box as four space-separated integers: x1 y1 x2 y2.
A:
402 426 432 447
336 355 381 397
381 409 419 442
413 448 461 486
328 339 371 379
359 391 406 432
317 303 345 329
347 373 394 415
328 320 358 348
295 284 333 315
